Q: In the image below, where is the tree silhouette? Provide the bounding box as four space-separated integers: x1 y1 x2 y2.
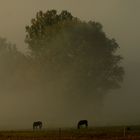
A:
0 37 29 91
25 10 124 96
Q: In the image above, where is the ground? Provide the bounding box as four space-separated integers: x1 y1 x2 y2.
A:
0 126 140 139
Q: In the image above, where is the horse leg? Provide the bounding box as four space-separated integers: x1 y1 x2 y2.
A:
33 125 35 131
78 124 80 129
86 122 88 128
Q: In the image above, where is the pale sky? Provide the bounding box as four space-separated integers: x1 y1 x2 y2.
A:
0 0 140 129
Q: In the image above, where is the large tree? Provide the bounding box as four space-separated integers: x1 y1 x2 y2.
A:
25 10 124 97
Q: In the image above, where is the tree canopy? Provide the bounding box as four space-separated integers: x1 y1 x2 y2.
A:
25 10 124 96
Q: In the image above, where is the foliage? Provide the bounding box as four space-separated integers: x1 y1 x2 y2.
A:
0 37 29 91
25 10 124 96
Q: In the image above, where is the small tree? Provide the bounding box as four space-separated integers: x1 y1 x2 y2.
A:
0 37 30 91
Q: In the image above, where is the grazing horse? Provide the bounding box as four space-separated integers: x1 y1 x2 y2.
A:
33 121 42 130
77 120 88 129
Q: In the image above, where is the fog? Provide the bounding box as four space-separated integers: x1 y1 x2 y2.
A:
0 0 140 130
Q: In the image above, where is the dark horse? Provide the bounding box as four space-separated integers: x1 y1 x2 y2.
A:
33 121 42 130
77 120 88 129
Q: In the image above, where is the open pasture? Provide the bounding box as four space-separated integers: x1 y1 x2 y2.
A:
0 126 140 140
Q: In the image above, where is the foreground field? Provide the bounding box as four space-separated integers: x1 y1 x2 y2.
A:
1 126 140 140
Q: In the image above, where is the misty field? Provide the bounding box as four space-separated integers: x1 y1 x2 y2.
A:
1 126 140 140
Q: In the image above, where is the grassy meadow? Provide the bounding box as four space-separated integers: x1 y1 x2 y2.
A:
0 126 140 139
